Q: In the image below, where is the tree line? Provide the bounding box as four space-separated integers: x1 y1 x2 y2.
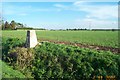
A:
0 20 46 30
66 28 87 31
0 20 24 30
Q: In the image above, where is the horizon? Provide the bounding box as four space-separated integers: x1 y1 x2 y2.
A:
2 2 118 29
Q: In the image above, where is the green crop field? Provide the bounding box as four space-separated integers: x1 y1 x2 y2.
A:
2 30 118 48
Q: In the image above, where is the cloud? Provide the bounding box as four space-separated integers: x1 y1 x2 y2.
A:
35 8 61 12
35 8 53 12
73 1 118 20
73 1 88 6
84 5 117 20
75 18 118 29
76 2 118 28
3 2 118 29
53 2 117 20
45 2 118 29
53 4 72 11
3 3 62 16
54 4 68 9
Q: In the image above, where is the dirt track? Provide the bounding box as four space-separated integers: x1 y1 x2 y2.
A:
40 39 120 54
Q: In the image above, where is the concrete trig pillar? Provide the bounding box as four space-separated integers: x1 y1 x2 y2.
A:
26 30 38 48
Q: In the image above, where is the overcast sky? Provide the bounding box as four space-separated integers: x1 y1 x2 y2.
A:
2 1 118 29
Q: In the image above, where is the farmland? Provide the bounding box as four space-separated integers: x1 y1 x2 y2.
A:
1 1 119 79
2 30 118 48
1 30 120 79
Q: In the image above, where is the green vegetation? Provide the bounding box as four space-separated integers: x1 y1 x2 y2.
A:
1 20 24 30
2 31 26 41
0 60 25 78
32 42 120 79
2 38 120 79
7 47 35 78
2 38 33 78
37 30 118 48
2 30 118 48
0 20 46 30
1 30 119 79
2 38 25 61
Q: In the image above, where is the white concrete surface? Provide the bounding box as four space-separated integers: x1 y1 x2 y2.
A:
26 30 38 48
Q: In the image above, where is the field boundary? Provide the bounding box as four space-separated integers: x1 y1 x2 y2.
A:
40 39 120 54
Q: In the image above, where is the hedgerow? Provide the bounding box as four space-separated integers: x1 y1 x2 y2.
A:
2 38 120 79
2 38 25 62
32 42 120 79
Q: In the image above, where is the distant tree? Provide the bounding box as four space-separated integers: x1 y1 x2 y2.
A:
2 20 30 30
17 23 22 25
0 20 5 30
4 21 11 29
2 20 5 30
112 29 115 31
15 23 24 28
10 20 16 30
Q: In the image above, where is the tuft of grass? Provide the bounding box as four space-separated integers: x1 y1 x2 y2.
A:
0 60 25 78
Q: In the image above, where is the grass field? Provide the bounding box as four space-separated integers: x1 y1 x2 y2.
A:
37 30 118 48
2 30 118 48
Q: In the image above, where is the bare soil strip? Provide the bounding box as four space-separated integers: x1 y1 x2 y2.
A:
39 39 120 54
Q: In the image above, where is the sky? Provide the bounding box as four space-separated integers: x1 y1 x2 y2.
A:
2 1 118 29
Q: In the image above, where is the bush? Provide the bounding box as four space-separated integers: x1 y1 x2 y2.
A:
32 42 120 79
2 38 34 78
2 38 25 62
7 47 35 78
